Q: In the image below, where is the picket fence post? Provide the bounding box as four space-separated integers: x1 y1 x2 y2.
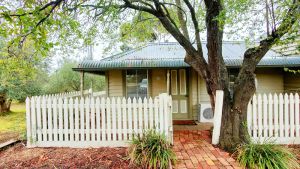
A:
26 98 32 147
212 90 224 145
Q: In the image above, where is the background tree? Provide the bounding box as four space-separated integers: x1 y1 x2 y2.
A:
0 39 47 113
0 0 299 151
43 60 105 94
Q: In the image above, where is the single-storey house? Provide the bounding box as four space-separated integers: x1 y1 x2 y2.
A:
73 42 300 122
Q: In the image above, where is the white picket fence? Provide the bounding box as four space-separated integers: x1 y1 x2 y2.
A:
247 93 300 144
26 93 173 148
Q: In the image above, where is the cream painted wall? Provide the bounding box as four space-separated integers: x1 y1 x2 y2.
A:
108 70 123 97
255 69 284 93
284 72 300 92
199 78 210 103
190 69 199 120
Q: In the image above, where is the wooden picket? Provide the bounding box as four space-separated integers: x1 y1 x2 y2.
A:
247 93 300 144
26 93 173 148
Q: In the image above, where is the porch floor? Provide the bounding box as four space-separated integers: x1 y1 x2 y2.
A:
173 122 213 131
173 130 242 169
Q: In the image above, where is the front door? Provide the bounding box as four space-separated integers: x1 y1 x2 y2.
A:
170 69 189 119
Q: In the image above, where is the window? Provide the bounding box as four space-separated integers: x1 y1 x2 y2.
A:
126 70 148 98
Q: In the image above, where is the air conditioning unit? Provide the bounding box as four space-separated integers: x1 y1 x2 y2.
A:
198 103 214 123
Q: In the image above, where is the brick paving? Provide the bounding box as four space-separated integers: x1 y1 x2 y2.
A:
173 130 243 169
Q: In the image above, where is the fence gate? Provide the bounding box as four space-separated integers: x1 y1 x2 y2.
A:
26 93 173 148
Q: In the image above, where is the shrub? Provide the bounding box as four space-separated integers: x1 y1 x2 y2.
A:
235 141 299 169
128 130 176 169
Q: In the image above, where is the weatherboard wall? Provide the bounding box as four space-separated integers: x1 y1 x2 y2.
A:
255 68 284 93
191 69 200 120
284 72 300 93
108 70 123 97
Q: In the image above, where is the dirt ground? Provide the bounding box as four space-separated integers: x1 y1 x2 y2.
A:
0 132 19 144
0 143 140 169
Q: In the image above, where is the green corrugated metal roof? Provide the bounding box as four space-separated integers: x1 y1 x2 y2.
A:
74 42 300 71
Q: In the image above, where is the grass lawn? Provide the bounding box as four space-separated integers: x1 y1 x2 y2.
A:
0 103 26 143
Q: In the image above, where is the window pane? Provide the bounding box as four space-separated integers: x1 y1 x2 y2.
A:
126 70 148 99
126 70 137 98
126 70 136 84
137 70 148 99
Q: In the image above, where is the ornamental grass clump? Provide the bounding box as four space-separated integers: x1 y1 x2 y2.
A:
128 130 176 169
235 141 299 169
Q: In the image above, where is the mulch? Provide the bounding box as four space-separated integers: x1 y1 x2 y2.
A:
0 143 140 169
288 144 300 163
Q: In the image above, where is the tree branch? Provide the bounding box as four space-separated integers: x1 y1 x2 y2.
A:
182 0 203 54
130 0 156 10
243 0 299 64
122 0 158 16
159 2 179 30
4 0 64 17
18 0 64 47
175 0 190 40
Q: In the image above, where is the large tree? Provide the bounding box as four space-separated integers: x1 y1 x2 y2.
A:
0 38 47 113
0 0 299 151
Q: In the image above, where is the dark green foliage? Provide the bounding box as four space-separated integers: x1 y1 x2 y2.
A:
235 142 300 169
128 130 176 169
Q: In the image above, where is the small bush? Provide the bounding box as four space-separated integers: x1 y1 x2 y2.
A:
128 130 176 169
235 142 299 169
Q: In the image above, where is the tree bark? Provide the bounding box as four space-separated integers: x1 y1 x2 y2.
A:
204 0 228 111
219 74 255 152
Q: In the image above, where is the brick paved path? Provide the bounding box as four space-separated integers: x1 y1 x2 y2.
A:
173 130 243 169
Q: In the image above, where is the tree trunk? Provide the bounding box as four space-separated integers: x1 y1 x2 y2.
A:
0 92 11 114
219 69 256 152
219 93 251 152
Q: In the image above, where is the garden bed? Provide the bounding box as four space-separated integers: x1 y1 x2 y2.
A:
0 143 139 169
